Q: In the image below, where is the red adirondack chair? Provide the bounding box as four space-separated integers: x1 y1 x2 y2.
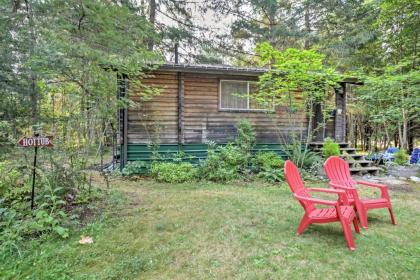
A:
324 156 396 229
284 160 359 251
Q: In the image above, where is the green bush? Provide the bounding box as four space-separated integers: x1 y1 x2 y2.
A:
257 168 284 183
254 151 285 170
199 120 256 182
235 119 256 156
394 149 409 165
199 144 247 182
122 161 147 176
0 161 31 205
0 121 14 158
0 152 99 256
322 137 340 158
285 141 323 171
253 152 285 182
0 183 70 256
150 162 197 183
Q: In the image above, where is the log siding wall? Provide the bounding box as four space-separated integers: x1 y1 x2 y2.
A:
127 71 309 144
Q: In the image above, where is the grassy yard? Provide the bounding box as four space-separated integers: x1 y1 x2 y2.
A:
1 177 419 279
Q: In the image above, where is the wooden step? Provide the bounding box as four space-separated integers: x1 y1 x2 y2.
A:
340 148 356 152
309 142 349 148
349 166 382 175
348 160 372 167
341 154 364 160
312 147 357 154
308 142 380 175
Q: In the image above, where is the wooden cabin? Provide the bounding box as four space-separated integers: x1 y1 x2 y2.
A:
118 63 355 167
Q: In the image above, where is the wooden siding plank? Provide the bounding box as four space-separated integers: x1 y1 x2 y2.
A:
128 72 179 144
127 70 309 144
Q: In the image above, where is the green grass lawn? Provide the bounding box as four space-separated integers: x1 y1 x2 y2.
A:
2 177 419 279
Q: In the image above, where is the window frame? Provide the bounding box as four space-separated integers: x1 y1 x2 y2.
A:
218 79 274 112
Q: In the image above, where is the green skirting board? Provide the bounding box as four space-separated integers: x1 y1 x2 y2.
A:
120 143 302 170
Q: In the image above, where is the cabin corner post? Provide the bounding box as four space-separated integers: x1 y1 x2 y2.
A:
177 72 185 146
117 73 128 170
334 82 346 142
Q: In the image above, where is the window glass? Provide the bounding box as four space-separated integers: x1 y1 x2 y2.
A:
220 81 248 109
220 80 273 111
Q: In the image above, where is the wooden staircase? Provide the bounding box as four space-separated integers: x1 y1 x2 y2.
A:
309 142 382 175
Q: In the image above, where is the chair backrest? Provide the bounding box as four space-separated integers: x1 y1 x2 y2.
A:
284 160 315 212
324 156 356 188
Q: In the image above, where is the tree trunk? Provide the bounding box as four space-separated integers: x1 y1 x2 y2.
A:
148 0 156 51
402 120 408 150
30 73 38 126
24 0 39 127
304 1 311 50
383 121 389 149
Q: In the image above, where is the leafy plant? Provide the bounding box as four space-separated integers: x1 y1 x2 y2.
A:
0 184 70 257
257 168 284 183
0 161 31 205
253 152 285 182
235 119 256 156
199 120 257 182
122 161 147 176
322 137 340 158
32 209 69 239
150 162 197 183
199 144 247 182
394 150 409 165
284 140 323 171
254 151 285 170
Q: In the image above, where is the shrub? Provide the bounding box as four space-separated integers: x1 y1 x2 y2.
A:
253 152 285 183
322 137 340 158
0 161 31 205
0 183 70 256
235 119 256 155
254 151 285 170
121 161 147 176
0 151 102 256
394 149 409 165
150 162 197 183
0 121 14 158
199 144 247 182
285 141 323 171
258 168 284 183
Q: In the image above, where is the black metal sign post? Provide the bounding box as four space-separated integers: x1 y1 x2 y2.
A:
31 145 38 210
17 134 53 210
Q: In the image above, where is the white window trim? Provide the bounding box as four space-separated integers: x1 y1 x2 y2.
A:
219 80 274 112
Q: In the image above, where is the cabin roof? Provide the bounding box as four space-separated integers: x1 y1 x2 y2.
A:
157 63 362 84
158 63 266 76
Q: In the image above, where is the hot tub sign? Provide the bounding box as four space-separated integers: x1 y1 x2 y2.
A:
18 135 54 210
18 136 53 147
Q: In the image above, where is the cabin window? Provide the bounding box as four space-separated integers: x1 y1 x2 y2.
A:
219 80 273 111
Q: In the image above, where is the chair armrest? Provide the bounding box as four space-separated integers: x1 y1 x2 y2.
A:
356 180 387 189
294 194 338 206
328 182 350 190
308 187 349 205
356 180 389 199
308 187 346 194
